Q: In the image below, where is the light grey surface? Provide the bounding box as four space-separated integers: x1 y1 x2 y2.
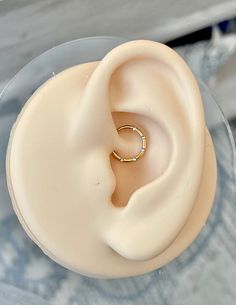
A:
175 28 236 121
209 50 236 120
1 0 236 90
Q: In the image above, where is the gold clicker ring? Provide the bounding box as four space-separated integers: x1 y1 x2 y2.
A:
112 125 147 162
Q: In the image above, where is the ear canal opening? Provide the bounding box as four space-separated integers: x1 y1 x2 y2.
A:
110 111 172 207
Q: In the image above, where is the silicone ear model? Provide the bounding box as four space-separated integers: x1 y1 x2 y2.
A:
6 40 217 278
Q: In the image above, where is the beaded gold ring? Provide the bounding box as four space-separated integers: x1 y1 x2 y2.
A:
112 125 147 162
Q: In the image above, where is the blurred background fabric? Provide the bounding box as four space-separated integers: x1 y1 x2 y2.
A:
1 0 236 120
1 0 236 90
1 1 236 305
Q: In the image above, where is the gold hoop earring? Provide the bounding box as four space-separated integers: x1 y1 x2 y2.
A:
112 125 147 162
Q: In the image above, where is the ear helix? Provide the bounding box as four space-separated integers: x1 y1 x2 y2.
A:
83 41 208 261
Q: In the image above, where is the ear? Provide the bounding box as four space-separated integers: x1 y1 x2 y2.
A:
80 40 210 261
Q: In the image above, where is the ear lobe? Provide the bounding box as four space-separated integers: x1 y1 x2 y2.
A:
81 40 208 261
